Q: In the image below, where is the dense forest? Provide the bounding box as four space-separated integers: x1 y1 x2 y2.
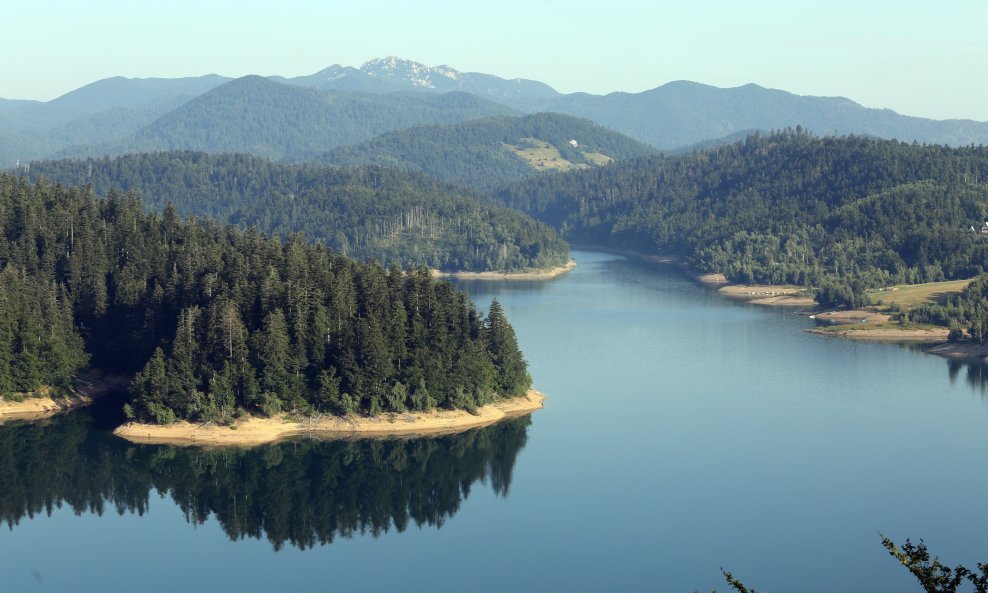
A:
321 112 656 191
495 130 988 306
24 151 569 272
0 173 531 423
0 412 531 550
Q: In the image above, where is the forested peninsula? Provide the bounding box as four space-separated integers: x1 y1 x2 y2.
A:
0 173 539 438
24 151 569 273
497 130 988 294
496 130 988 342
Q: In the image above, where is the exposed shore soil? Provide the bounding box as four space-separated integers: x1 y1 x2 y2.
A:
926 342 988 361
0 391 95 422
807 323 949 342
717 284 817 307
432 260 576 280
0 371 129 422
808 310 890 324
114 389 546 447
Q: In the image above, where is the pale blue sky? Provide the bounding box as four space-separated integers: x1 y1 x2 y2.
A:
4 0 986 121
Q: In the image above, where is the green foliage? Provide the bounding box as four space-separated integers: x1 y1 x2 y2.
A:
484 299 530 397
0 173 532 422
815 278 870 309
0 267 88 396
718 569 760 593
496 130 988 295
26 151 569 272
881 536 972 593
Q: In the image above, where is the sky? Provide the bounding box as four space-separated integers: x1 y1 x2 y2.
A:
3 0 986 121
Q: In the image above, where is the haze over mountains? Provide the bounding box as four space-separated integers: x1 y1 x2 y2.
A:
2 56 987 168
102 76 518 161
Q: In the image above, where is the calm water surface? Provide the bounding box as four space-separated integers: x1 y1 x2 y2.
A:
2 250 987 593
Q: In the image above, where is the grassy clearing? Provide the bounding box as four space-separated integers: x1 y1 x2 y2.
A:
504 138 589 171
583 151 613 166
504 138 616 171
868 278 974 310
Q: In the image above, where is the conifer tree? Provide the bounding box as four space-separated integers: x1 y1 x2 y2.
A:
484 299 530 397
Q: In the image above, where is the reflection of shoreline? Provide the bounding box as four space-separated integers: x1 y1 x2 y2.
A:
0 412 534 550
928 342 988 362
114 389 545 447
946 358 988 398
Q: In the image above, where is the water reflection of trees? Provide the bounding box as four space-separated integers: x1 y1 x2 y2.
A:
947 359 988 397
0 415 531 550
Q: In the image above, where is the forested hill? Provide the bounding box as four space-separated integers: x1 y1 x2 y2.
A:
321 112 656 190
495 131 988 302
24 151 568 272
0 173 532 423
59 76 518 161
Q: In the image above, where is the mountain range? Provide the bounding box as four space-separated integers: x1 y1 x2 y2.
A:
3 56 987 167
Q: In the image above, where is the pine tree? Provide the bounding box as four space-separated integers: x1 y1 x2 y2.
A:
484 299 530 397
254 309 292 415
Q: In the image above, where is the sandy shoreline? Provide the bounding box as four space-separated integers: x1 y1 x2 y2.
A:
114 389 546 447
717 283 817 307
926 342 988 360
0 371 129 422
807 324 949 342
432 260 576 280
0 391 95 422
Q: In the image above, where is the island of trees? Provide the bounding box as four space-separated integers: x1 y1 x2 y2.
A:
0 173 532 425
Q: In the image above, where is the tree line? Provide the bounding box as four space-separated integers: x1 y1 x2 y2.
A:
24 151 569 273
0 173 531 423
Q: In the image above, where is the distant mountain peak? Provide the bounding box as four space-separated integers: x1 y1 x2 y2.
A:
360 56 462 88
310 64 354 81
434 65 460 81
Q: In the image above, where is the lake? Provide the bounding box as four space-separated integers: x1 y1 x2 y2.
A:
2 250 986 592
